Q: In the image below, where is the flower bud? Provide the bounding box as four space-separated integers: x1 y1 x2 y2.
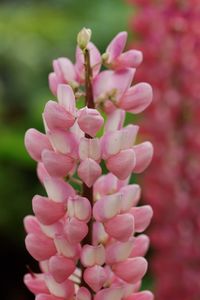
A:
77 28 92 50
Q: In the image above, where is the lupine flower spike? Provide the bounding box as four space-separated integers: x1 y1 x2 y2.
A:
24 27 154 300
128 1 200 299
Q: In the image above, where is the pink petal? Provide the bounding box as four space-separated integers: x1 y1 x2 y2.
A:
49 72 59 96
105 239 134 264
37 162 49 184
84 266 108 292
54 235 79 259
79 137 101 161
45 275 74 298
102 125 138 160
70 119 84 139
106 149 136 180
78 158 102 187
105 109 125 132
25 233 56 261
106 32 127 63
119 83 153 113
54 58 77 83
112 257 148 283
130 206 153 232
130 235 150 257
121 125 139 150
67 196 91 222
24 273 49 295
78 107 104 137
133 142 153 173
24 129 52 161
49 255 76 283
92 221 108 245
94 244 106 266
81 244 105 267
40 222 63 239
104 214 134 241
94 173 124 198
42 150 74 178
48 130 78 157
95 287 124 300
93 69 135 105
102 130 123 160
76 287 91 300
32 195 65 225
75 42 101 81
64 218 88 244
80 245 95 267
120 184 141 212
57 84 76 115
43 177 75 203
24 215 41 234
43 100 75 130
125 291 154 300
36 294 62 300
39 260 50 273
132 281 142 293
114 50 143 69
93 193 122 222
53 59 66 82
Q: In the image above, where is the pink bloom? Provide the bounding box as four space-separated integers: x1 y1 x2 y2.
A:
24 28 153 299
128 0 200 299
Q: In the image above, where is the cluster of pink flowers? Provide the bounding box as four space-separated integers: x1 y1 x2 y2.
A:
128 1 200 299
24 28 154 300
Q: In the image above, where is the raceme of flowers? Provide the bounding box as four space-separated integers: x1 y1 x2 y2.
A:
24 28 154 300
128 1 200 299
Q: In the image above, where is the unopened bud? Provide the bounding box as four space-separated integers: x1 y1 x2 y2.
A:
77 28 92 50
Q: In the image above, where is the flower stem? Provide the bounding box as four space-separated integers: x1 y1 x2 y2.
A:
84 48 94 110
80 47 94 295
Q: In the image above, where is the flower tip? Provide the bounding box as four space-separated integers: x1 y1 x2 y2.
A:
77 27 92 50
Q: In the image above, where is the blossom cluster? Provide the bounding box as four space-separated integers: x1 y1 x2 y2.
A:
24 29 154 300
128 1 200 299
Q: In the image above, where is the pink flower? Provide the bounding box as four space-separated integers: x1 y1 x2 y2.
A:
128 1 200 299
24 28 153 299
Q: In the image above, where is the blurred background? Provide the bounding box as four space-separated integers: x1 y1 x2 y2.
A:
1 0 200 300
0 0 132 299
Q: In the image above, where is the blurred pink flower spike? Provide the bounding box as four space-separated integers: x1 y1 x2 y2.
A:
128 1 200 299
23 28 154 299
